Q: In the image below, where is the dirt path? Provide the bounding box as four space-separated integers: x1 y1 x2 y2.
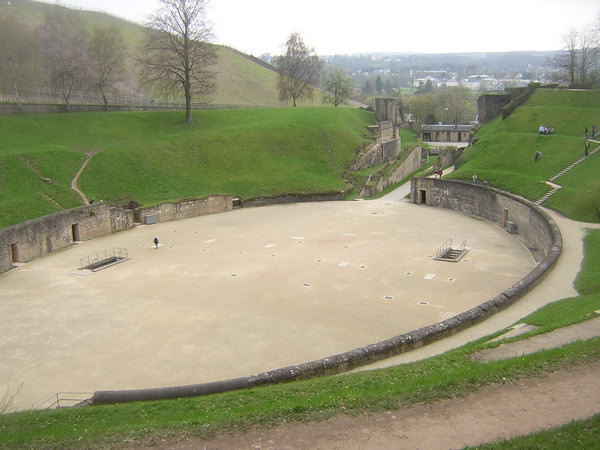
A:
148 360 600 450
71 150 99 204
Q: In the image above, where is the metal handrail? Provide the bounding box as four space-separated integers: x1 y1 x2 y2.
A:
38 392 93 409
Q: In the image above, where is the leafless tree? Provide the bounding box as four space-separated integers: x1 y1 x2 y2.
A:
322 67 353 107
554 26 600 85
42 8 90 112
276 32 322 107
438 87 473 125
138 0 216 123
88 25 127 109
0 15 40 112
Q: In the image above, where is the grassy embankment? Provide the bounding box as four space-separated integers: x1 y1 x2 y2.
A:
449 89 600 222
1 226 598 448
0 107 374 228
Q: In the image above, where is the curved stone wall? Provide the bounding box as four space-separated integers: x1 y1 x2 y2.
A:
91 179 562 405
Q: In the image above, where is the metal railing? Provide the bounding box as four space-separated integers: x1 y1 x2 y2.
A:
80 248 128 270
0 88 267 110
38 392 93 409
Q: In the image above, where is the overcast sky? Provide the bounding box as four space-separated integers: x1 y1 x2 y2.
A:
55 0 599 56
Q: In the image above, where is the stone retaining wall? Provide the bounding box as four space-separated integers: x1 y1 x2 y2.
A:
240 192 345 208
90 179 562 405
133 195 233 224
0 204 133 273
360 146 426 197
350 138 400 171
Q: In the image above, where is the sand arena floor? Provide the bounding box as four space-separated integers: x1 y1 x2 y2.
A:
0 200 536 410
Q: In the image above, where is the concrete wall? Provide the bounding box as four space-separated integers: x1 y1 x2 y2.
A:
0 204 133 273
91 180 562 405
133 195 233 224
360 146 426 197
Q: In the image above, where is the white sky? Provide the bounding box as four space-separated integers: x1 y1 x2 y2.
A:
55 0 599 55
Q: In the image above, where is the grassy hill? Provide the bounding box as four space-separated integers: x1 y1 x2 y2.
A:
0 0 299 107
0 108 374 228
449 89 600 222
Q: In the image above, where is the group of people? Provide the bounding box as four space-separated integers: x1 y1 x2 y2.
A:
538 125 554 135
584 126 597 139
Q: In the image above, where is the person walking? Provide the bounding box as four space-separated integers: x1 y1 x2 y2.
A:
153 236 159 249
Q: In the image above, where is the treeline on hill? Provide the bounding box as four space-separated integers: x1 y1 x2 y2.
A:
0 2 139 111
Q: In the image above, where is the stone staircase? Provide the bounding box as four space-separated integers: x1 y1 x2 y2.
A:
534 140 599 205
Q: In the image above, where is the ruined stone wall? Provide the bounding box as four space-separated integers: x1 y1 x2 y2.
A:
360 146 426 197
374 97 396 122
133 195 233 224
0 204 133 272
350 138 400 171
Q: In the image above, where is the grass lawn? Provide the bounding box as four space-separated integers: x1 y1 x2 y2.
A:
0 107 374 228
469 413 600 449
449 89 600 222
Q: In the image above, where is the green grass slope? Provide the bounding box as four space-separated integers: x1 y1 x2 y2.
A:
0 108 374 228
450 89 600 222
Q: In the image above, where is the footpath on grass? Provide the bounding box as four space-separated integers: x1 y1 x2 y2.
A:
162 360 600 450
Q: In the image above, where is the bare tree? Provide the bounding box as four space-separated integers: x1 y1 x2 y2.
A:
276 32 322 107
437 87 473 125
322 67 353 107
554 26 600 85
0 15 40 112
88 25 127 109
138 0 216 123
42 8 90 112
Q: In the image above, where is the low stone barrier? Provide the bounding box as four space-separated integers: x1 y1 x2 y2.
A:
240 192 345 208
91 179 562 405
133 195 233 224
